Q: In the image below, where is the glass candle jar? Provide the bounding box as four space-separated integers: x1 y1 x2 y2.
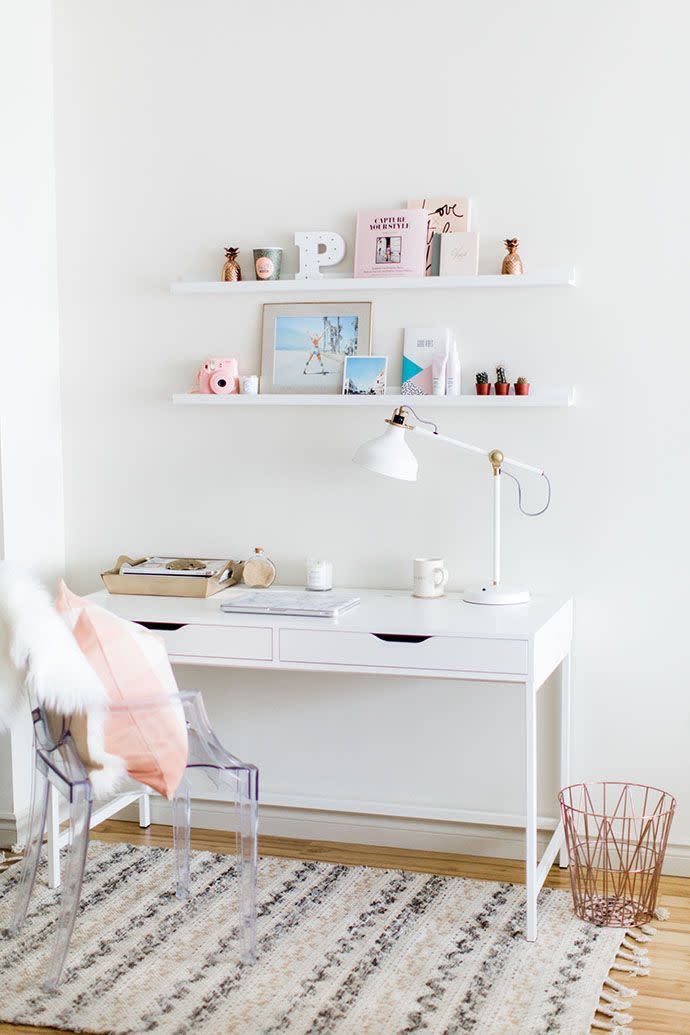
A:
306 558 333 591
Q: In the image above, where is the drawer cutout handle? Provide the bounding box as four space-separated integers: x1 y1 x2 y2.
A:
135 621 188 631
373 633 432 644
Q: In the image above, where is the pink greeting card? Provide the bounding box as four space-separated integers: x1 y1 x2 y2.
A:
354 209 428 278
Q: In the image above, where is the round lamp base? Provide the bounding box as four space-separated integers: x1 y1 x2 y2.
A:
462 585 530 606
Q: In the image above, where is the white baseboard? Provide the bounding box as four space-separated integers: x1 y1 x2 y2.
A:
0 811 18 849
6 795 688 878
0 807 29 849
665 843 690 878
114 797 690 877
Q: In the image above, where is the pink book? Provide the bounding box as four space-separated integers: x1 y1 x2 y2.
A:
354 208 429 278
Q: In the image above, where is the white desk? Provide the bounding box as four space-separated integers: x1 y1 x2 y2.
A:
90 586 573 941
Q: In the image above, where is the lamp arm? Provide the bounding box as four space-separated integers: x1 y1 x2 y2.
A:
411 426 488 459
499 455 544 476
411 425 543 475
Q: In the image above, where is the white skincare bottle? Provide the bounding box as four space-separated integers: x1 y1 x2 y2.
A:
446 340 460 396
432 341 449 395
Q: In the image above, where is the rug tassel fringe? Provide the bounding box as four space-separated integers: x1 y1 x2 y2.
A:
600 989 634 1011
609 961 650 976
604 977 637 998
625 948 649 961
616 949 648 964
621 938 649 954
594 910 666 1033
592 1021 632 1034
597 1003 634 1024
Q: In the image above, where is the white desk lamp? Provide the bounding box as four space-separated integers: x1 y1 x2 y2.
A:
353 405 551 605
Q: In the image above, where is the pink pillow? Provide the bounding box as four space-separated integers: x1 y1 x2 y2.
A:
55 582 187 798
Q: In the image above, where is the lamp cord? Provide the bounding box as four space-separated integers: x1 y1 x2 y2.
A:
402 405 439 435
502 469 552 516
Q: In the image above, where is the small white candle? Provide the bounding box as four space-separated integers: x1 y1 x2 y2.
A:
306 558 333 591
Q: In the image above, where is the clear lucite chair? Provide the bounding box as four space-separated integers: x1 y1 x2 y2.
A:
6 690 258 992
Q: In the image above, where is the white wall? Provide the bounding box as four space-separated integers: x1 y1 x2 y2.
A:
53 1 690 866
0 0 64 844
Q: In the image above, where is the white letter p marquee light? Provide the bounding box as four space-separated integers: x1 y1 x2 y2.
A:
294 231 346 280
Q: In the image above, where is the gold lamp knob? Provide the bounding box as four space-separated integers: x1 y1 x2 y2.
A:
489 449 504 473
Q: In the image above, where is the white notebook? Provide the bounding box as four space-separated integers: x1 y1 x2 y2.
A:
220 590 360 618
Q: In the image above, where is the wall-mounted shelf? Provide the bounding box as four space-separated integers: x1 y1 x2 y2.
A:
172 388 574 408
170 267 575 295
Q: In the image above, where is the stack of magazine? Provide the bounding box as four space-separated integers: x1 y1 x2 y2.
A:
119 557 231 580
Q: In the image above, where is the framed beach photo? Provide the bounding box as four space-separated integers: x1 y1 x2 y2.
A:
342 355 388 396
260 302 373 394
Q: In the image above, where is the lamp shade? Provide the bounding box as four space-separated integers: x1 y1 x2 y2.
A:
352 423 418 482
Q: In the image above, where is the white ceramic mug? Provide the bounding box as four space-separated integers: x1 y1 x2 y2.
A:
413 558 449 598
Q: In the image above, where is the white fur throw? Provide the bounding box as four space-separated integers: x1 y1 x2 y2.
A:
0 563 126 797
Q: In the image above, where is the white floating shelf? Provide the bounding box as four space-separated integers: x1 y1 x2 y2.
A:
172 388 574 408
170 267 575 295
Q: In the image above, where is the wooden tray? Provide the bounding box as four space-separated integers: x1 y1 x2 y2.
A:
101 556 243 598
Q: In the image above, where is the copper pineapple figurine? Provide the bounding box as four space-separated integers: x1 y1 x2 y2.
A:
501 238 523 275
221 247 242 282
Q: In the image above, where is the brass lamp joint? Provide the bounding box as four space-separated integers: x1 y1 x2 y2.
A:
489 449 504 474
385 406 415 430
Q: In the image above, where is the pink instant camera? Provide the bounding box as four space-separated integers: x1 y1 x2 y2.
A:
195 357 239 394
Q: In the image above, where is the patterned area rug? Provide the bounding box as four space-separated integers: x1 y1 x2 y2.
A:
0 842 635 1034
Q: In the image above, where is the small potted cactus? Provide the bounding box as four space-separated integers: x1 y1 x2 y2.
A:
475 371 490 396
495 365 509 396
514 376 530 396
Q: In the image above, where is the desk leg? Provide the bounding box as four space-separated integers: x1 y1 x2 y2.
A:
138 791 151 829
559 652 572 868
525 680 538 941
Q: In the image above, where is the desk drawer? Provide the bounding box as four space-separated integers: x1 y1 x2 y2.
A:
142 623 272 662
279 629 527 675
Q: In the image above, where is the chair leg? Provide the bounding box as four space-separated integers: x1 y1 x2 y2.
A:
47 783 61 889
233 766 258 965
177 691 258 963
7 761 50 936
172 777 191 900
42 786 92 992
213 767 257 963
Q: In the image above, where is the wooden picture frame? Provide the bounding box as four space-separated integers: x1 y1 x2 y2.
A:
260 301 373 394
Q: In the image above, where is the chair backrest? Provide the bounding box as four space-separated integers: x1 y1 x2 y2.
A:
31 706 93 798
34 695 192 801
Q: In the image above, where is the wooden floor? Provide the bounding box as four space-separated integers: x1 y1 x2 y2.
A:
2 820 688 1035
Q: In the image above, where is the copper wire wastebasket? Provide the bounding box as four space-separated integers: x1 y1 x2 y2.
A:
559 782 675 927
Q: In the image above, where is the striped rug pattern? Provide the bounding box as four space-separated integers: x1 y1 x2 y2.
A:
0 842 625 1034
